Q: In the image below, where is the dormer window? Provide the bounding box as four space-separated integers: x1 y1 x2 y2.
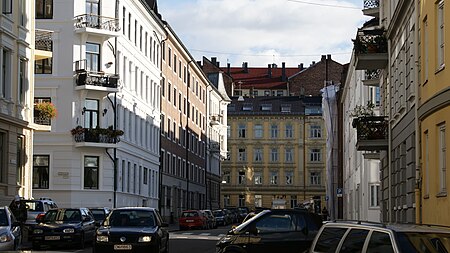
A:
261 104 272 111
281 104 291 113
242 103 253 111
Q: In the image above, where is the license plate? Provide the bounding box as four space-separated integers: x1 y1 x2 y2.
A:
114 244 132 250
45 236 60 240
186 220 194 222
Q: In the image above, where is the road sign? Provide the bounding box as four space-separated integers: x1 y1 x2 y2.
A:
337 188 343 197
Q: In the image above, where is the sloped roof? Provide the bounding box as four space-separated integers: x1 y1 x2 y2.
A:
225 67 301 89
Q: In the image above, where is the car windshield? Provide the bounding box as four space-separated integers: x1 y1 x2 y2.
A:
213 211 224 216
22 201 43 212
233 210 269 233
0 209 8 226
44 209 81 222
397 231 450 253
90 210 106 221
182 212 199 217
105 210 155 227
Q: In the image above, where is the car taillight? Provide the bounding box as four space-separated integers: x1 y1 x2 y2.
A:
36 213 45 222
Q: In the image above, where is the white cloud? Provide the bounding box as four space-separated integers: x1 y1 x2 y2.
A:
159 0 368 67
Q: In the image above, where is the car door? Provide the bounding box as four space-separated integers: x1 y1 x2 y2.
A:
81 209 96 240
246 212 298 253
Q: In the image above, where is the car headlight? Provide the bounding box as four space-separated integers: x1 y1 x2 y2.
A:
96 235 109 242
33 229 44 234
63 228 75 233
138 236 152 242
0 233 12 243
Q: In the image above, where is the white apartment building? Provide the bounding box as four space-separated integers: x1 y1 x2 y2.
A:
33 0 164 208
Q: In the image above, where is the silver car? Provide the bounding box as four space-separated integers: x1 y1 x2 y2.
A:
0 206 21 251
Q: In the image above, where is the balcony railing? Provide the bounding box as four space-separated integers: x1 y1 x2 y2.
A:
35 29 53 51
352 116 388 151
364 0 379 9
34 109 51 126
74 14 120 32
363 69 381 86
353 30 388 70
72 127 123 144
75 60 119 89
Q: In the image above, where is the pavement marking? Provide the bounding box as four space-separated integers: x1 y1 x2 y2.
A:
218 234 225 237
199 233 210 236
182 232 194 235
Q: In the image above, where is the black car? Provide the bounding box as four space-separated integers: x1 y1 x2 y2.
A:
89 207 111 226
94 207 169 253
31 207 96 250
216 209 323 253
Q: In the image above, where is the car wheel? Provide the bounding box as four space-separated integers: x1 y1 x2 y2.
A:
162 239 169 253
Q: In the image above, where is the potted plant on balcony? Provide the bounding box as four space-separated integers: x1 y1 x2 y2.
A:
35 102 57 121
105 125 124 143
70 125 85 142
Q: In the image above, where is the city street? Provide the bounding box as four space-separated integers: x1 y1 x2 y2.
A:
18 225 232 253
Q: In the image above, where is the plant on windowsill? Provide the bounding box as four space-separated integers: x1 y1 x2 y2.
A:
35 102 57 120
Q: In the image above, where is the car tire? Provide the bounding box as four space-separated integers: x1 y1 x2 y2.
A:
162 239 169 253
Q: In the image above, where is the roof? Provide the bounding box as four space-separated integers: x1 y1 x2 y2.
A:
227 96 306 115
324 221 450 233
225 66 301 89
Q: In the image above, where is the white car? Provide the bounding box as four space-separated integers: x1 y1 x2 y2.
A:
0 206 21 251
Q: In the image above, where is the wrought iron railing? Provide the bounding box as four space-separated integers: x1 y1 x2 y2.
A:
72 127 122 144
74 14 120 32
352 116 388 140
75 60 119 88
35 29 53 51
353 30 387 55
364 0 380 9
34 109 51 126
365 69 381 80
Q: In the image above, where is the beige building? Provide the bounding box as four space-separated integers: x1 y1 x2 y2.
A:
222 96 326 211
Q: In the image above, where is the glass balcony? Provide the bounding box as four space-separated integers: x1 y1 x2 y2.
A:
363 0 380 17
74 14 120 37
352 116 388 151
353 30 388 70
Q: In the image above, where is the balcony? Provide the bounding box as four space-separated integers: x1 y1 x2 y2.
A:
353 30 388 70
71 126 123 148
363 0 380 18
352 116 388 151
210 115 221 126
33 109 52 131
74 14 120 38
35 29 53 60
75 60 119 93
362 69 381 86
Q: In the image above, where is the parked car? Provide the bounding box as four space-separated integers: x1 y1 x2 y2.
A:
306 220 450 253
202 209 217 229
179 210 208 230
20 197 58 236
30 207 96 250
223 208 238 224
89 207 111 226
213 209 230 226
237 207 250 222
216 209 323 253
93 207 169 253
0 206 21 251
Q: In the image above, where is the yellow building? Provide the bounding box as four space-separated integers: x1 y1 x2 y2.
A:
221 96 326 211
418 0 450 225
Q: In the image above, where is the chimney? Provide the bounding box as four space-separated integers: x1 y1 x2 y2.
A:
321 55 326 61
211 57 217 65
216 61 220 67
311 61 316 66
242 62 248 73
268 64 272 78
298 63 304 70
327 54 331 60
227 63 231 75
272 63 277 68
282 62 286 81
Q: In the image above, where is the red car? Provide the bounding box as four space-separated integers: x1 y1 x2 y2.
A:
178 210 207 230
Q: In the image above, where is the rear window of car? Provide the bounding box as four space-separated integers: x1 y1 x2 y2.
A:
22 201 44 212
313 227 348 252
90 209 106 221
339 228 370 253
182 212 199 217
396 232 450 253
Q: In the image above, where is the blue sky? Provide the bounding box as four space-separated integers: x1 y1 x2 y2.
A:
158 0 368 67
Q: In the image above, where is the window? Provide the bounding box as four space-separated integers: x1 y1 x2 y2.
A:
33 155 49 189
254 124 263 138
84 99 99 129
254 172 262 185
238 124 246 138
340 229 370 253
237 171 246 184
310 148 321 162
255 195 262 207
84 156 99 189
16 136 24 185
370 184 380 207
281 104 291 113
367 232 394 253
122 7 126 36
1 49 11 99
35 32 53 75
86 43 100 72
242 103 253 111
139 26 143 50
270 148 278 162
18 59 26 104
254 148 263 162
270 172 278 185
285 124 293 138
134 20 137 46
271 124 278 138
238 195 245 207
313 227 347 252
424 18 429 81
127 13 131 40
285 171 293 185
223 171 230 184
223 195 230 207
439 124 446 193
143 167 148 185
173 55 177 73
260 104 272 111
2 0 11 14
290 195 297 208
437 0 445 68
310 172 321 185
310 125 322 138
424 131 430 196
285 148 293 162
0 132 5 182
20 0 26 26
238 148 247 161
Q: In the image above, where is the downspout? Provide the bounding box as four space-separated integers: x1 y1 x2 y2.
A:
414 0 422 224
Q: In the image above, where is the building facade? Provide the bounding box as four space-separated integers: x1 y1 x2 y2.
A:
33 0 163 208
0 0 37 204
418 0 450 225
222 96 326 210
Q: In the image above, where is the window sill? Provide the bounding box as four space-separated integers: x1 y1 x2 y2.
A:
435 64 445 74
423 79 428 86
436 192 447 198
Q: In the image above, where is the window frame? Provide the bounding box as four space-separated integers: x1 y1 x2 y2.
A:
84 156 99 190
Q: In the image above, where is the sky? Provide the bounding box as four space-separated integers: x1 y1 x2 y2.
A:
158 0 369 67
